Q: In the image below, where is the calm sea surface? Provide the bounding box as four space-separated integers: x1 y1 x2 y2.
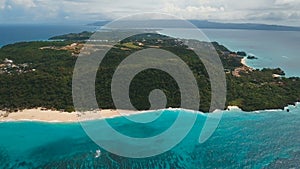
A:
0 24 98 47
159 28 300 77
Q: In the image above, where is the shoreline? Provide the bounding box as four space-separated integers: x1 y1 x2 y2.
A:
0 108 141 123
1 103 299 123
241 57 249 67
227 102 299 113
0 108 201 123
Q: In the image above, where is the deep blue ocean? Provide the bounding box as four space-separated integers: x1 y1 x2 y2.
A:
0 25 300 168
0 24 98 48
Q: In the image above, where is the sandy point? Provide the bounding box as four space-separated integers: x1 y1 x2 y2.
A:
241 57 248 67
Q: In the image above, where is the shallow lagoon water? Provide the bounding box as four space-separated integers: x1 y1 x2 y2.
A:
0 108 300 169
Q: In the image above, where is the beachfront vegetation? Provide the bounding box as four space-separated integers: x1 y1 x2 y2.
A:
0 32 299 112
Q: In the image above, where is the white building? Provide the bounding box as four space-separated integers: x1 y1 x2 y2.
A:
4 58 13 64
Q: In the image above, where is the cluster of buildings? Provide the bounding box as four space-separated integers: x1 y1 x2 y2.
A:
0 58 36 75
40 43 84 56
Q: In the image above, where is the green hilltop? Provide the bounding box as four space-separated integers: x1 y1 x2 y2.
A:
0 32 299 113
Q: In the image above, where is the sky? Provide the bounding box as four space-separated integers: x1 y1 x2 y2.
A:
0 0 300 26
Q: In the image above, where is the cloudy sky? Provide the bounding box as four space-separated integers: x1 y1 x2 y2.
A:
0 0 300 26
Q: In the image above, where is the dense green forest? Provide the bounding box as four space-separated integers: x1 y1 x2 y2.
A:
0 32 299 112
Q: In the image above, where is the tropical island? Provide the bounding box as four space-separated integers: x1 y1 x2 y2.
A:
0 31 300 120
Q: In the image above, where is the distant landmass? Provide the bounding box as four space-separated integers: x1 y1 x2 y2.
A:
88 20 300 31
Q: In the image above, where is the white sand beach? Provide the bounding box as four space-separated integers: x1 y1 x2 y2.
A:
0 108 139 123
241 57 248 67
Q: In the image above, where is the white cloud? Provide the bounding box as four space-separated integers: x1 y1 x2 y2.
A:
158 0 300 25
10 0 37 8
0 0 300 26
0 0 5 10
275 0 300 5
162 3 225 19
248 11 300 21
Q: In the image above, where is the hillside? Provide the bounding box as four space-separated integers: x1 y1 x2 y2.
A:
0 32 300 112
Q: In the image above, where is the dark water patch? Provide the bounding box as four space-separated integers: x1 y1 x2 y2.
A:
264 151 300 169
0 147 10 169
31 150 192 169
106 111 178 138
27 137 99 165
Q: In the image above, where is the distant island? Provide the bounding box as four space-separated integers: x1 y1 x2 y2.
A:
89 20 300 31
0 31 300 115
49 31 93 41
247 55 258 60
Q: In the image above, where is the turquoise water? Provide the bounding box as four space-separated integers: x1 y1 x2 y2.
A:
159 29 300 77
0 108 300 168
